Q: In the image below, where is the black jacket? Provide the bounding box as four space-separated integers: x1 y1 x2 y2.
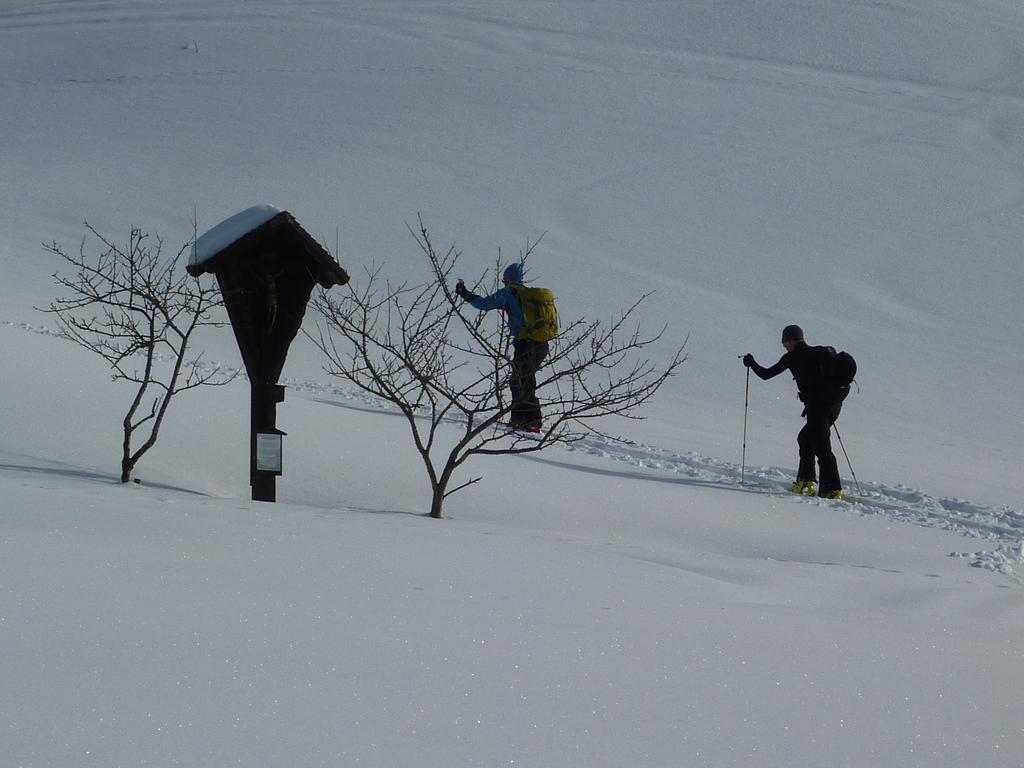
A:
748 341 837 403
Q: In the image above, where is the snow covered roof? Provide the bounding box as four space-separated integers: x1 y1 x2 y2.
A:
190 204 283 268
185 205 349 289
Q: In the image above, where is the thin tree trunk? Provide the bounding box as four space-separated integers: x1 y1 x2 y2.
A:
429 487 444 519
429 462 457 518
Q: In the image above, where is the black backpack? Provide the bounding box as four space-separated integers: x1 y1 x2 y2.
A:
817 346 857 402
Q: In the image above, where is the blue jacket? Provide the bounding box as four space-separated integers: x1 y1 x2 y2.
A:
469 285 526 339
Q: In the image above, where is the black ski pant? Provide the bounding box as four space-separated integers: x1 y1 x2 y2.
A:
797 401 843 494
510 339 548 428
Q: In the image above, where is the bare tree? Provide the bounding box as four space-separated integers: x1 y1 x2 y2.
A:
311 218 687 518
42 223 236 483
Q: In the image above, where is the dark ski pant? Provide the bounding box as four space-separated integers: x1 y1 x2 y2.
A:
510 339 549 428
797 401 843 494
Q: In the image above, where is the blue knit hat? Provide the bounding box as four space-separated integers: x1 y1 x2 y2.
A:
502 263 524 284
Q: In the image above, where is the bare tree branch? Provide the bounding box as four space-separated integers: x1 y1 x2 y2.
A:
40 222 238 483
310 218 687 518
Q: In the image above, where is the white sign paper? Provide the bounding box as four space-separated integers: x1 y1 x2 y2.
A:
255 432 282 473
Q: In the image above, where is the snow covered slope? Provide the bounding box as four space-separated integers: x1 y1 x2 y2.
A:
4 0 1023 504
1 2 1022 766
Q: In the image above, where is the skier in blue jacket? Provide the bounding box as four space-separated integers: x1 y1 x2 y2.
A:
455 263 547 433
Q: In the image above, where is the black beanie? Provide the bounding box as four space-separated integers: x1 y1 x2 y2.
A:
781 324 804 343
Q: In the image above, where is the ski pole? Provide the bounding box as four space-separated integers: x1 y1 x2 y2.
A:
740 362 750 484
832 423 861 496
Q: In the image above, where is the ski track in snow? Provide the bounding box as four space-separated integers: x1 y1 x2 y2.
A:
558 434 1024 575
8 319 1023 575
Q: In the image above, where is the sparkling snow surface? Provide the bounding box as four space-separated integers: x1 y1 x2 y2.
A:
1 2 1022 767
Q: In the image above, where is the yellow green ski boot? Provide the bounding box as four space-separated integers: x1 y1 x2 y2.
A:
825 490 844 501
789 480 817 495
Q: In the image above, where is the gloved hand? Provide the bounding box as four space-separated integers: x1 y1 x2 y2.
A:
455 280 472 301
742 353 754 367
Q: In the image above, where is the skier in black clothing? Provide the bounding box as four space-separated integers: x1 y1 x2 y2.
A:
742 324 846 500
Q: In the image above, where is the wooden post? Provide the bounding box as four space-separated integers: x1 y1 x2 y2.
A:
250 383 285 502
187 209 349 503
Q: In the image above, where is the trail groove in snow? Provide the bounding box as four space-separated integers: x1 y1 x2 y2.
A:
556 432 1024 574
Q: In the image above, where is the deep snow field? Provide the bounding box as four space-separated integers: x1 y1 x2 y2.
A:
2 2 1023 766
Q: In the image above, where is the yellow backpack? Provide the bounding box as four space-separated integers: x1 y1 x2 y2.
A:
513 286 559 342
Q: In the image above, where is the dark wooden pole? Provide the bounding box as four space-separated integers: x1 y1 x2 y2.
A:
250 383 285 502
